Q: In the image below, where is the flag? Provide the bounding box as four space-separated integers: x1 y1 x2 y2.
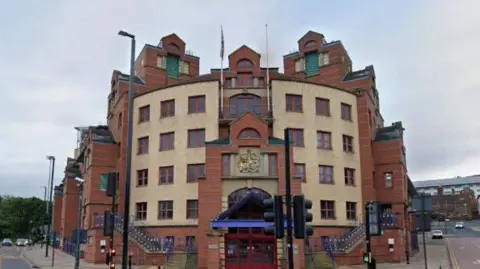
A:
220 26 224 60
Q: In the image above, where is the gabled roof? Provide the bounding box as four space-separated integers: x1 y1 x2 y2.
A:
229 45 260 58
298 30 324 42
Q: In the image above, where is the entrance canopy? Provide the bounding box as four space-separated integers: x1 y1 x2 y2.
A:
210 190 293 229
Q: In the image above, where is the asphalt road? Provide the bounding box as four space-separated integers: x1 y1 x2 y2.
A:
430 220 480 268
0 246 32 269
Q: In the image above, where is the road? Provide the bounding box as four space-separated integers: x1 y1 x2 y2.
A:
0 246 32 269
432 220 480 269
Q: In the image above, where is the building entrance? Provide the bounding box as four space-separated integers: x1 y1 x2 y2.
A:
223 188 277 269
225 230 276 269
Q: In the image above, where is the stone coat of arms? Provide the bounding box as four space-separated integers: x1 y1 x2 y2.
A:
237 149 261 173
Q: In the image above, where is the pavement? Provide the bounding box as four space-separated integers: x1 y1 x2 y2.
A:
20 246 108 269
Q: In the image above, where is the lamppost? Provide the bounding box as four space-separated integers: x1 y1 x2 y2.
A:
41 186 48 214
73 177 85 269
45 155 55 257
118 29 135 269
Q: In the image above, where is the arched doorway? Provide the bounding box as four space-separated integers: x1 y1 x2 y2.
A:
229 94 262 117
224 188 277 269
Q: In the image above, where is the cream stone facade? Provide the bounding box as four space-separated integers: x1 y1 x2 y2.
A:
271 80 362 226
131 81 219 226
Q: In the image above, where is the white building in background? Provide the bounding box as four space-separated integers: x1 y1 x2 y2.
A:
413 175 480 204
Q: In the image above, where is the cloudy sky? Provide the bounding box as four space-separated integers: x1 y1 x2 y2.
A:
0 1 478 198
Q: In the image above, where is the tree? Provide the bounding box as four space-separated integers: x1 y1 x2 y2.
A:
0 196 49 239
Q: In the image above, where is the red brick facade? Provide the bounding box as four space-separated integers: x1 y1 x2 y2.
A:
53 30 414 267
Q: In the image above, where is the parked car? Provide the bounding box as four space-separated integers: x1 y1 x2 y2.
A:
455 222 465 229
432 230 444 239
1 238 13 246
16 239 28 247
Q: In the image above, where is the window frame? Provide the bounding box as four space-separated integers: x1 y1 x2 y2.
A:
187 129 206 148
318 165 334 184
187 164 205 182
186 199 198 219
137 136 149 155
159 166 174 185
135 202 147 221
188 95 206 114
320 200 335 219
317 131 332 150
158 200 174 220
136 169 148 186
341 103 352 121
315 98 330 116
160 99 175 118
159 132 175 151
285 94 303 113
139 105 150 123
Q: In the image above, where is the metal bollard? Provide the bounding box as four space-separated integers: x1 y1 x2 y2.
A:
128 253 132 269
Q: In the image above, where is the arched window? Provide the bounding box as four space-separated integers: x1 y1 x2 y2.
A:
236 59 253 68
229 94 261 117
167 43 180 52
228 188 270 207
238 128 261 139
304 40 316 48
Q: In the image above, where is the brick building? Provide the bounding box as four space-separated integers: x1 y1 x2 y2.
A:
431 185 477 220
54 30 416 268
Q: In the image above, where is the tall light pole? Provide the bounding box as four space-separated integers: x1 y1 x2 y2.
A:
118 29 135 269
41 186 48 214
45 155 55 258
73 177 85 269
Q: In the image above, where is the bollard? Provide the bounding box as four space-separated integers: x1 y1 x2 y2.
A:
128 253 133 269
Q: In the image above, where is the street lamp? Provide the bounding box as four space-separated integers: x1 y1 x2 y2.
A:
74 177 85 269
41 186 48 214
118 29 135 269
45 155 55 258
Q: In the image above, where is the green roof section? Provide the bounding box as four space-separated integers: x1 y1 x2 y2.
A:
375 122 404 142
205 136 285 146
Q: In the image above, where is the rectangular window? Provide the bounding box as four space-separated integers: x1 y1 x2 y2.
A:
222 154 231 176
344 168 355 186
137 137 149 155
187 164 205 182
341 103 352 121
187 129 206 148
315 98 330 116
159 166 174 185
158 200 174 220
294 58 305 72
161 99 175 118
319 165 334 184
320 200 335 219
186 200 198 219
294 163 306 180
139 105 150 123
342 135 354 153
135 202 147 221
236 73 254 87
319 52 330 66
285 94 303 112
160 132 175 151
288 129 304 147
346 202 357 220
317 131 332 149
137 169 148 186
188 95 206 114
385 172 393 188
268 154 277 177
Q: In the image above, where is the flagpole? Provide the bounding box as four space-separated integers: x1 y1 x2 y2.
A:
220 26 224 116
265 24 270 112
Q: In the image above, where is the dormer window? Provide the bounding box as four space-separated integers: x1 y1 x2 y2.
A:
167 43 180 52
304 40 316 48
236 59 253 68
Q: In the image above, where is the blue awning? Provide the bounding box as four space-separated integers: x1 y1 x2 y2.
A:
210 219 294 229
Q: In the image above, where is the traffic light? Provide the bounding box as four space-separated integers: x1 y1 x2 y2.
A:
106 172 117 197
263 195 284 239
363 252 371 263
103 210 114 236
293 194 313 239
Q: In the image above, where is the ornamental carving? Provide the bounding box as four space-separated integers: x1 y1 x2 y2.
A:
236 149 261 173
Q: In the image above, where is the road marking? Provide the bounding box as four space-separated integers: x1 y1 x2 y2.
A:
473 260 480 264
